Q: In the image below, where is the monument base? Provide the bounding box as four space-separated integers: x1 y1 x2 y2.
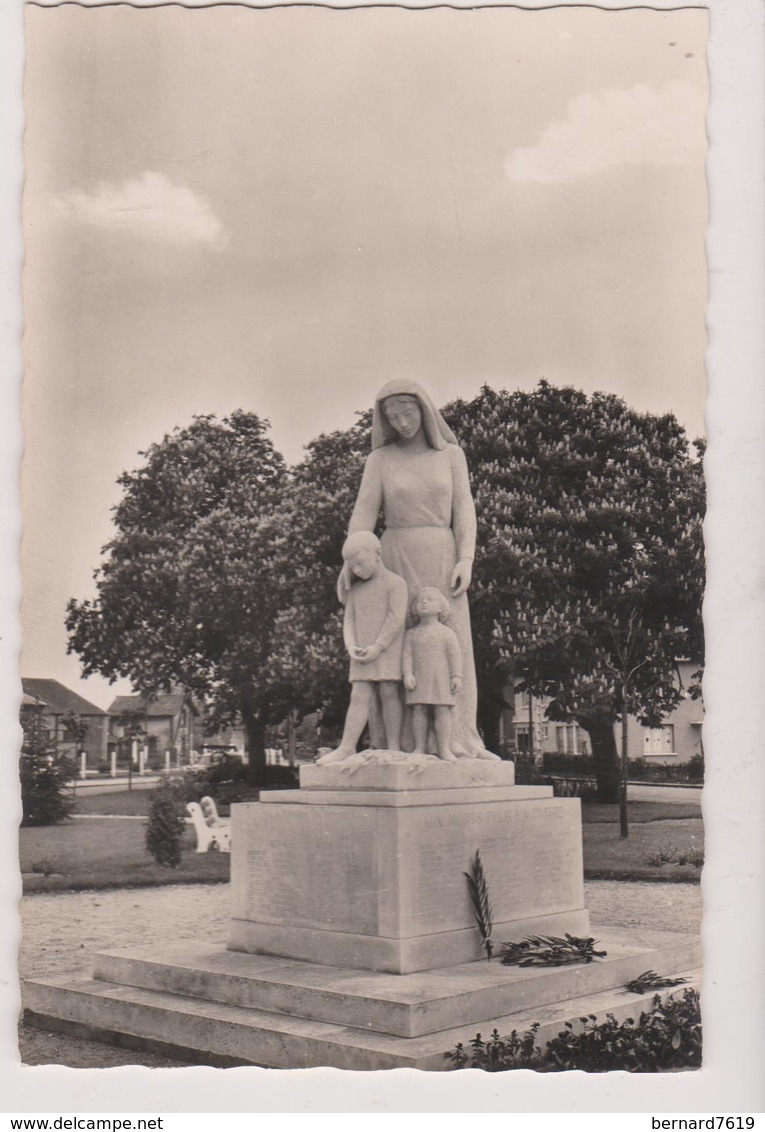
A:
24 926 701 1070
22 759 701 1069
229 762 587 974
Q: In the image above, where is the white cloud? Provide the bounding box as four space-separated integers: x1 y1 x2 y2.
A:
52 171 229 250
505 81 707 184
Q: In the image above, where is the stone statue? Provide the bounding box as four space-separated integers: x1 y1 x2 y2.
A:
403 588 462 762
317 531 408 765
339 378 499 761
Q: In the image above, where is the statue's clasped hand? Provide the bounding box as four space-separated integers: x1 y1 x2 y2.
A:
449 558 473 598
353 642 384 664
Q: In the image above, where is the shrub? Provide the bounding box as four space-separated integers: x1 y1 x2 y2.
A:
646 844 704 868
166 757 298 812
545 990 702 1072
19 712 76 826
169 766 210 804
542 752 596 776
30 858 55 876
145 776 188 867
511 750 547 786
685 753 705 783
447 1025 544 1071
543 751 704 785
627 755 704 784
448 989 701 1072
200 754 248 792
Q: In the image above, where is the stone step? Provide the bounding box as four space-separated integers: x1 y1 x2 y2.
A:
23 965 702 1071
90 927 700 1038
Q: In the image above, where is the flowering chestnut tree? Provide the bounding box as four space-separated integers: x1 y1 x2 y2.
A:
445 383 705 802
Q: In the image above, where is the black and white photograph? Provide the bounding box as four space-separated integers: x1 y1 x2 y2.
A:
4 0 764 1114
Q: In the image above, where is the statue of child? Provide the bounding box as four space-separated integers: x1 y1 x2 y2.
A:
403 587 463 762
317 531 408 764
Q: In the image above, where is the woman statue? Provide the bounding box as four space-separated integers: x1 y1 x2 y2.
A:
341 378 499 760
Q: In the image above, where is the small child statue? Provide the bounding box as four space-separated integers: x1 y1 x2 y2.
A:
403 587 463 762
317 531 408 764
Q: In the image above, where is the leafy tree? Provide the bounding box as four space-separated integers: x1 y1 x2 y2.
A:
66 412 290 784
20 709 77 826
59 710 89 750
262 412 373 728
444 383 704 802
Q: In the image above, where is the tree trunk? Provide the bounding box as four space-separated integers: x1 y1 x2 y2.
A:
477 669 511 756
579 715 620 803
477 698 501 756
242 708 267 787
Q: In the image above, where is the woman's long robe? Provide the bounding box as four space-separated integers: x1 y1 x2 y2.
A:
348 440 491 757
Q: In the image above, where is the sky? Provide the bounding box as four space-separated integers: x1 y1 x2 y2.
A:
22 4 709 710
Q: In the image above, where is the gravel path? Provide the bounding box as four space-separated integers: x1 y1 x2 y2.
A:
19 879 702 982
19 883 230 981
17 878 702 1068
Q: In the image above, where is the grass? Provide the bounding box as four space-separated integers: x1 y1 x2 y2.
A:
581 801 700 824
19 791 703 893
20 817 230 892
583 818 703 882
72 789 154 817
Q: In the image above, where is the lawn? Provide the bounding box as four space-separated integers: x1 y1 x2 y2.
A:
582 817 703 881
20 817 230 892
72 789 154 817
582 800 701 824
19 791 703 892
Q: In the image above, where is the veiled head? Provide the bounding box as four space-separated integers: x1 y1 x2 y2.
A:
371 380 459 450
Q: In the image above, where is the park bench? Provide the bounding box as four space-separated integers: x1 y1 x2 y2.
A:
186 799 231 853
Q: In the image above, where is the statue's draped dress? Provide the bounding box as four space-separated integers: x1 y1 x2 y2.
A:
347 380 491 758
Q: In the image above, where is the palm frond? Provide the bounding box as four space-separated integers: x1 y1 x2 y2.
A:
623 970 689 994
464 850 494 960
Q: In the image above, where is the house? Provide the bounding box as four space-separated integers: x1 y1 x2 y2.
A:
502 660 703 766
107 690 202 770
21 678 109 769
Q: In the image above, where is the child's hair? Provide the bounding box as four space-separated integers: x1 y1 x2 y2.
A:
341 530 381 559
411 587 451 624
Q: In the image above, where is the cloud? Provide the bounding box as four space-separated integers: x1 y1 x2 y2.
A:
52 171 229 250
505 81 707 184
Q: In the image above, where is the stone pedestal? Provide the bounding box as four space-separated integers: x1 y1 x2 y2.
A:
228 758 589 974
23 755 701 1069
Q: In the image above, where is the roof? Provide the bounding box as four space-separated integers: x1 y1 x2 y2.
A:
22 692 47 708
108 692 193 718
21 679 107 717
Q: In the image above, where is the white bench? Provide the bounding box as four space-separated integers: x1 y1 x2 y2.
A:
186 800 231 853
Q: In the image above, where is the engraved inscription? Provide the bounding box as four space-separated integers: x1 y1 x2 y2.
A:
407 801 582 934
243 806 380 935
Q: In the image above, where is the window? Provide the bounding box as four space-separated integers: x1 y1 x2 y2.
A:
642 725 675 755
556 723 583 755
514 723 530 753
